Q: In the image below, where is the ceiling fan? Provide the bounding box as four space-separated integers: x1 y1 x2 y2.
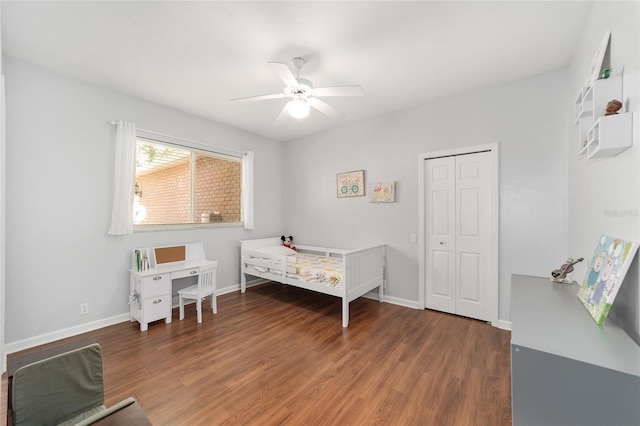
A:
229 57 364 125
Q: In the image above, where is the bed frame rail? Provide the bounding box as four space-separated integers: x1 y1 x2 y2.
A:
344 245 385 300
240 238 385 327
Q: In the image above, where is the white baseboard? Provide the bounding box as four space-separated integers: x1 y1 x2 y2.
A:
217 279 266 295
496 320 512 331
374 293 422 310
4 313 130 356
217 283 242 295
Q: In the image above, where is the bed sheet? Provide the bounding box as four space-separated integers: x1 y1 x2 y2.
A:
294 253 343 287
246 252 343 287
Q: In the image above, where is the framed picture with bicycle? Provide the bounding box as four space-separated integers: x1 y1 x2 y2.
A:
336 170 365 198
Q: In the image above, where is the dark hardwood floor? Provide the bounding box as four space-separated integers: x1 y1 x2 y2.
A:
3 283 512 425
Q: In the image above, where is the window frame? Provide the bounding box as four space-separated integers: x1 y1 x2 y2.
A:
133 132 245 231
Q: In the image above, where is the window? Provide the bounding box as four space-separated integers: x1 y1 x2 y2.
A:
134 138 243 227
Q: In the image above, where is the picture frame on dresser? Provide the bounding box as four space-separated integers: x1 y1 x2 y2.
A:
577 235 639 325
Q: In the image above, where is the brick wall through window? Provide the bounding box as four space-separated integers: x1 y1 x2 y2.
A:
136 154 241 224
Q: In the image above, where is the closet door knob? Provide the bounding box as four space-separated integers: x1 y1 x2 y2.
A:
439 241 445 245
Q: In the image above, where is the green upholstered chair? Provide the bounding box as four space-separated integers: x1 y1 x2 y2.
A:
11 343 149 426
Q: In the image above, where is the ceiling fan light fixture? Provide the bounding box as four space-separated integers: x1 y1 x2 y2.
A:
287 98 310 119
230 57 363 125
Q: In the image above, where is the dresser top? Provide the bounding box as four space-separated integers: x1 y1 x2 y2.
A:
511 274 640 376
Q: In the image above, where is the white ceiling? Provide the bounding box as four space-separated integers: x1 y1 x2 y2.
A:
1 1 593 142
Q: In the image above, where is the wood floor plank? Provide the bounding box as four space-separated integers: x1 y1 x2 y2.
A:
2 282 512 425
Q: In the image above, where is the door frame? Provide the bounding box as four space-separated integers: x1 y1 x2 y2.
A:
418 143 499 326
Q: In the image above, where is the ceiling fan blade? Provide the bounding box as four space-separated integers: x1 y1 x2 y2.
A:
274 104 290 125
313 85 364 97
308 98 344 118
229 93 286 103
268 61 298 87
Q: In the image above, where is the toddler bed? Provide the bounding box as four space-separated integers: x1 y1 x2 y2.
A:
240 237 385 327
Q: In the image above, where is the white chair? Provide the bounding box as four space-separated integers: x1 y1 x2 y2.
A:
178 261 218 323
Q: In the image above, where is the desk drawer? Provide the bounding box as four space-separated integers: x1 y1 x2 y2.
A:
172 268 199 280
142 273 171 298
143 295 170 323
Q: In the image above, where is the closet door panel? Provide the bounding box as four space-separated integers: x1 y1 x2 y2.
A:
455 152 492 321
432 250 453 297
459 251 481 302
425 151 493 321
425 157 456 314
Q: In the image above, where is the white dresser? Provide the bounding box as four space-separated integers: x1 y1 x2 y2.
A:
511 274 640 425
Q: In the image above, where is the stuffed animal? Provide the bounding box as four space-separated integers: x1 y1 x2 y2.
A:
281 235 296 251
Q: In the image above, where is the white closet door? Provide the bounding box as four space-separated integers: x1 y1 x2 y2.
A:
425 151 492 322
455 152 491 321
425 157 456 314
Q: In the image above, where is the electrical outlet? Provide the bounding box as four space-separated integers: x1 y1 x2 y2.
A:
80 303 89 315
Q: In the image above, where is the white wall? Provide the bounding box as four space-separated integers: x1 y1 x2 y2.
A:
567 1 640 342
9 3 636 346
283 69 569 322
3 57 284 346
1 3 6 374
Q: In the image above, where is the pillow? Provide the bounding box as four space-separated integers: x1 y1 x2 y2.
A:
254 245 298 256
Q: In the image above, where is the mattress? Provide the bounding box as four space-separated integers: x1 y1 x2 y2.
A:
246 252 343 287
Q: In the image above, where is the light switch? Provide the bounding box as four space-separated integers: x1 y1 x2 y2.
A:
410 234 417 243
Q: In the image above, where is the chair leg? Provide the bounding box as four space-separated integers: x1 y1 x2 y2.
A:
179 295 185 320
196 298 202 323
212 293 217 315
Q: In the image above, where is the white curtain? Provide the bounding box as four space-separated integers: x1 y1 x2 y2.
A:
108 121 136 235
242 151 254 230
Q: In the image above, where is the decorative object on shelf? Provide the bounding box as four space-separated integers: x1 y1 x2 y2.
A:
575 74 632 158
574 30 632 160
368 181 396 203
336 170 365 198
550 257 584 284
577 235 639 325
600 67 613 79
133 250 149 271
585 30 611 88
605 99 622 116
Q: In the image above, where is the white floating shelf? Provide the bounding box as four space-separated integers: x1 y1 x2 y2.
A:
587 112 633 159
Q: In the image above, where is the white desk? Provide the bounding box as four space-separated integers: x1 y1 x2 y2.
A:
129 244 217 331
